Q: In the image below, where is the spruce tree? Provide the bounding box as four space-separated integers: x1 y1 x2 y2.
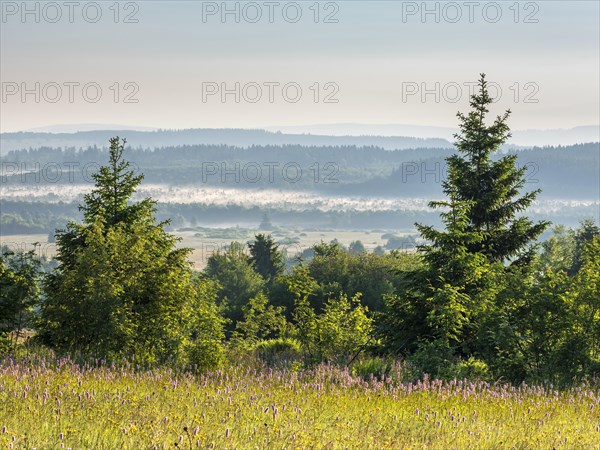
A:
381 75 549 367
249 234 285 282
419 73 549 264
38 137 224 366
80 137 153 227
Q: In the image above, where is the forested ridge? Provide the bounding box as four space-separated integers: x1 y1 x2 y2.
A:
3 140 598 195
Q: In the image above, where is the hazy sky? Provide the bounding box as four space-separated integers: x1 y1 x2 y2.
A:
1 1 599 132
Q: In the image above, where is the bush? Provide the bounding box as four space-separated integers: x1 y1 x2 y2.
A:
253 337 302 368
188 340 224 372
452 357 490 380
407 340 454 380
351 356 396 380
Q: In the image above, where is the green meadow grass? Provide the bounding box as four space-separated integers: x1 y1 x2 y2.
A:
1 357 599 449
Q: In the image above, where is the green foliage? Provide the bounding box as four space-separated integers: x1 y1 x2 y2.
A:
248 233 285 282
0 248 41 353
382 201 494 358
306 242 421 313
406 343 489 381
350 356 397 380
80 137 152 228
187 278 227 371
539 219 599 275
290 294 319 362
561 235 600 377
37 137 225 368
381 75 550 378
442 74 548 264
315 293 373 364
0 99 595 387
453 357 490 380
348 240 366 254
205 241 265 331
285 263 319 304
252 337 302 368
571 218 600 274
293 292 374 365
539 224 576 272
407 340 454 379
231 292 291 348
426 284 471 346
474 233 600 384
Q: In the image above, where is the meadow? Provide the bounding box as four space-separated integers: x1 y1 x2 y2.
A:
1 356 599 449
0 229 401 270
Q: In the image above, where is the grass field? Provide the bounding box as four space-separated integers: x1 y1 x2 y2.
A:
1 357 599 449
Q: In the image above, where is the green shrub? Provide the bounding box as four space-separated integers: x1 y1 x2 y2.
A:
351 356 395 380
452 357 490 380
253 337 302 368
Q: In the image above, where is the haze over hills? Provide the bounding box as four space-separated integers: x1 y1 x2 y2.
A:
265 124 600 147
25 124 159 133
0 128 453 154
1 124 598 154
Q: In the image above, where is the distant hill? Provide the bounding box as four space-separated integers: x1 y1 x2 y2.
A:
3 124 597 155
0 129 452 155
265 124 600 147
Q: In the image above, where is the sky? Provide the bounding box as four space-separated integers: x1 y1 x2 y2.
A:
1 1 599 133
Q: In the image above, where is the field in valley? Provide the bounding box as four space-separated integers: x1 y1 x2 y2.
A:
0 229 407 270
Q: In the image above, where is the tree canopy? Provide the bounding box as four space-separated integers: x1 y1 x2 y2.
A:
37 137 225 367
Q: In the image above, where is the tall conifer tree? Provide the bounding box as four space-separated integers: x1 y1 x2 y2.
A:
418 74 549 264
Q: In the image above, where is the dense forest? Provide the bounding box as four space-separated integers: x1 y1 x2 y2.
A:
2 141 598 196
1 76 599 385
1 140 598 233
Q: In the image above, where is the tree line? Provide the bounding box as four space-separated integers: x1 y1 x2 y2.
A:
1 75 599 384
2 138 598 198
